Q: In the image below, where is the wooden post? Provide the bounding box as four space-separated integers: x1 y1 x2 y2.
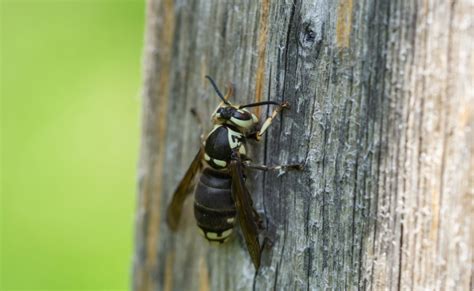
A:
133 0 473 290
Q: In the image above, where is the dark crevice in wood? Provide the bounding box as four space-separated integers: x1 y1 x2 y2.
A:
372 0 392 287
272 261 279 291
261 67 272 232
135 1 472 289
398 0 418 288
397 220 404 291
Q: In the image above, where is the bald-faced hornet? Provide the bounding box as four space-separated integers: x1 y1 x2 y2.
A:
167 76 301 269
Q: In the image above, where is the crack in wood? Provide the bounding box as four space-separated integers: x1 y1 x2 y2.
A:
134 0 474 289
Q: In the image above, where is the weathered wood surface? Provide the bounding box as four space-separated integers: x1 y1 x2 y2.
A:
133 0 473 290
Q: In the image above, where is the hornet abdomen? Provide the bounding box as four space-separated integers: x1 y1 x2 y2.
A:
194 168 236 244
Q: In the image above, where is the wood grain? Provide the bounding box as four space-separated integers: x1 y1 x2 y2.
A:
134 0 473 290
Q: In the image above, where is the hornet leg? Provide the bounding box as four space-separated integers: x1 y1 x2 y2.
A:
256 101 290 140
243 160 304 172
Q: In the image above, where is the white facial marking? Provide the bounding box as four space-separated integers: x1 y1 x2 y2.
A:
230 117 253 129
252 113 258 123
204 153 211 161
226 217 235 224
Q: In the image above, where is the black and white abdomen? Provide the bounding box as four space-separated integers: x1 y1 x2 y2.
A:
194 168 236 244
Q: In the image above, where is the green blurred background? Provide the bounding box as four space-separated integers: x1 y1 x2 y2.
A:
1 0 144 289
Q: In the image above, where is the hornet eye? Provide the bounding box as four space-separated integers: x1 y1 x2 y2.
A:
233 110 252 121
217 107 233 120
